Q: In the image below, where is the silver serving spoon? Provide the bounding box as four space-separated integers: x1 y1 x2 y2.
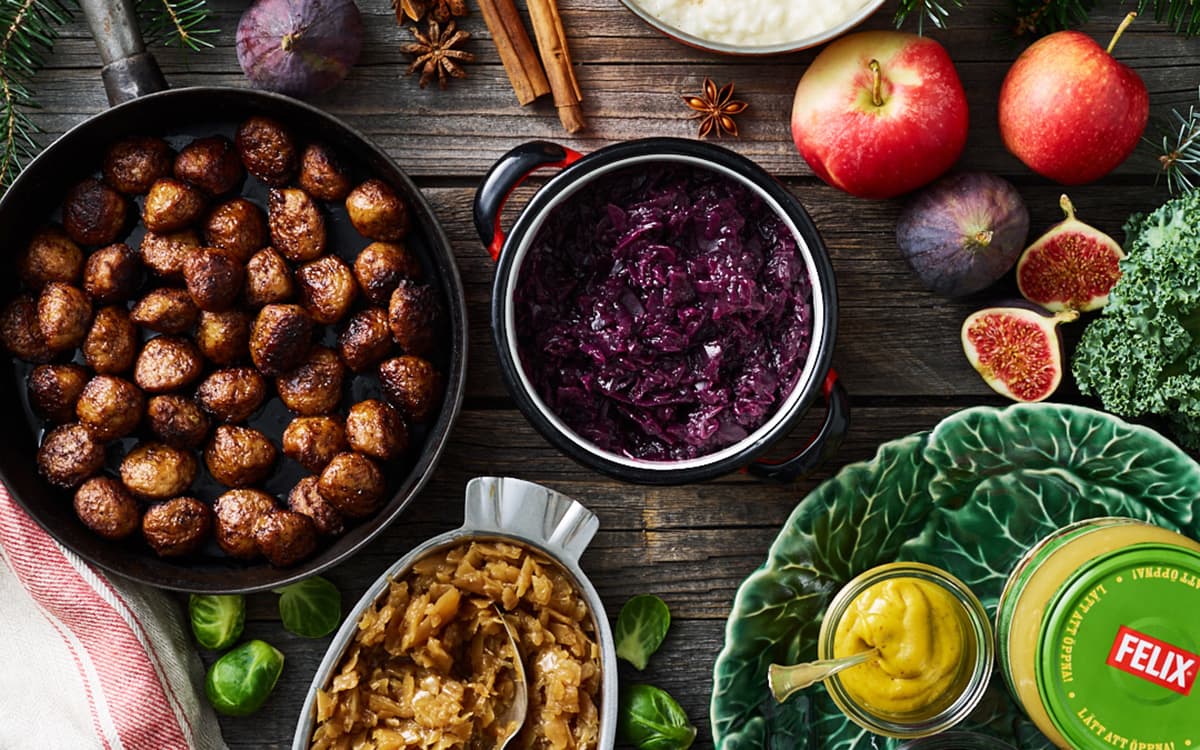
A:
494 605 529 749
767 648 878 703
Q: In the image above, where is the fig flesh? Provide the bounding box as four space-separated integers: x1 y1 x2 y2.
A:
961 303 1078 402
896 172 1030 297
236 0 363 98
1017 194 1124 312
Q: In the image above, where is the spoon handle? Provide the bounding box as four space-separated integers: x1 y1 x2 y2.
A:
768 649 875 703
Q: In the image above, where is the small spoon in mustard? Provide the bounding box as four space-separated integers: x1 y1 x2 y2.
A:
768 648 878 703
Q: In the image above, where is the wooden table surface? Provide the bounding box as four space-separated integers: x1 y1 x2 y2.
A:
28 0 1200 747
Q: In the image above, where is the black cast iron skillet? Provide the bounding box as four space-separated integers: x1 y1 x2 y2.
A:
0 0 468 592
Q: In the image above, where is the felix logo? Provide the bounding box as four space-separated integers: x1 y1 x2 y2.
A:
1106 626 1198 696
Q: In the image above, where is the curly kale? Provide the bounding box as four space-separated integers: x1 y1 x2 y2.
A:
1073 190 1200 449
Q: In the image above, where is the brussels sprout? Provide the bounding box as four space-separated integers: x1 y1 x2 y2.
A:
274 576 341 638
619 684 696 750
189 594 245 650
205 639 284 716
615 594 671 670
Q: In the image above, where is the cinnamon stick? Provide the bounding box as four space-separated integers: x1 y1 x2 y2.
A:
525 0 586 134
478 0 551 106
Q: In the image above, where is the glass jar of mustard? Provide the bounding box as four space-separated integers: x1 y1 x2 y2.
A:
817 562 994 739
996 517 1200 749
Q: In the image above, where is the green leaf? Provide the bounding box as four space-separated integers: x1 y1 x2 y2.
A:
274 576 341 638
615 594 671 670
620 684 696 750
205 640 284 717
188 594 245 650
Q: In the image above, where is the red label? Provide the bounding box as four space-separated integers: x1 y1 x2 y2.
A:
1106 625 1199 696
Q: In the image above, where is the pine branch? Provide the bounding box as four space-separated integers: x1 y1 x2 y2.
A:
1147 88 1200 195
894 0 967 34
1001 0 1097 37
137 0 216 50
1135 0 1200 37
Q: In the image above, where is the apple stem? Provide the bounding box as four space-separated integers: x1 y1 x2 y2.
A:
1107 12 1136 55
1059 194 1077 222
869 59 883 107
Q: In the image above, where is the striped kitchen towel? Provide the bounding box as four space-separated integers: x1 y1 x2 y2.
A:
0 485 228 750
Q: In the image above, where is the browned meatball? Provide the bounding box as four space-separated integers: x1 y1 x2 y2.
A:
130 287 199 334
134 336 204 392
287 476 345 536
282 415 346 473
318 452 385 519
338 307 393 373
268 188 325 263
103 136 173 195
142 497 211 557
76 375 145 441
140 229 200 279
146 395 210 449
244 247 294 307
387 280 439 356
346 179 409 242
0 294 52 362
204 198 266 262
83 243 141 304
19 225 84 290
213 488 276 559
276 346 344 415
184 247 245 312
379 355 442 424
196 367 267 423
74 477 139 540
236 116 298 187
205 424 277 488
174 136 243 195
297 255 357 325
345 399 408 460
196 309 250 365
120 442 197 500
143 177 206 233
28 364 89 423
63 178 128 246
299 143 352 202
353 242 421 305
83 305 138 374
37 282 92 352
249 304 314 376
37 423 105 489
255 510 318 567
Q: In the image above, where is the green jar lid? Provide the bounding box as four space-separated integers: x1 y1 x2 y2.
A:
1037 543 1200 749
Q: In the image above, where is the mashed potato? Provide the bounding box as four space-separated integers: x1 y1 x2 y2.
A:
632 0 874 47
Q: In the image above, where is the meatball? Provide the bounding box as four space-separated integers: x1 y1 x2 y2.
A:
74 477 139 541
103 135 173 195
205 425 277 488
142 497 211 557
183 247 245 312
196 367 267 423
338 307 393 373
387 279 439 356
379 355 442 423
120 442 197 500
255 510 318 567
37 423 104 489
140 229 201 279
282 415 346 473
345 179 409 242
345 399 408 460
318 452 385 519
37 282 92 352
0 294 52 362
174 135 243 195
353 241 421 305
268 188 326 263
249 304 314 376
19 225 83 290
134 336 204 392
235 116 298 187
76 375 145 441
297 255 357 325
276 346 344 416
244 247 294 308
28 364 89 423
63 178 128 246
130 287 199 334
213 488 276 559
83 243 141 304
287 476 345 536
204 198 266 262
195 309 250 365
83 305 138 374
146 394 210 450
143 177 206 233
299 143 352 202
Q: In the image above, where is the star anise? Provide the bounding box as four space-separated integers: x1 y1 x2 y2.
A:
394 0 427 23
401 20 475 90
393 0 467 23
683 77 748 139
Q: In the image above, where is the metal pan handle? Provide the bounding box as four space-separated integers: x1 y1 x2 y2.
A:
463 477 599 563
77 0 167 106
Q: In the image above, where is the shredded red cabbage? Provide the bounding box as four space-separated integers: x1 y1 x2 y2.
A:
513 164 813 462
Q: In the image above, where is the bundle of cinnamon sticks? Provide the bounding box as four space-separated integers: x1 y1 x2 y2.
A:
477 0 585 133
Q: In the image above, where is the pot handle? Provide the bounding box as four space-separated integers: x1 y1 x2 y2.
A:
463 477 599 564
78 0 168 106
746 371 850 483
473 141 584 262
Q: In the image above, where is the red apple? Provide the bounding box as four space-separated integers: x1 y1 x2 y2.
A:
999 14 1148 185
790 31 969 200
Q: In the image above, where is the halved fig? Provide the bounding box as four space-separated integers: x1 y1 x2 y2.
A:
961 303 1078 403
1016 195 1124 312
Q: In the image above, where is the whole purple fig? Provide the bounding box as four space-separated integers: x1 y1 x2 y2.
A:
236 0 363 98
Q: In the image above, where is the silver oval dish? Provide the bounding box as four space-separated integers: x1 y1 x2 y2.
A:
292 477 618 750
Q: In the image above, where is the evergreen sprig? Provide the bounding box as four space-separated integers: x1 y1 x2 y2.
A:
1137 0 1200 37
137 0 215 50
896 0 1200 36
1148 88 1200 195
893 0 967 35
1002 0 1098 37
